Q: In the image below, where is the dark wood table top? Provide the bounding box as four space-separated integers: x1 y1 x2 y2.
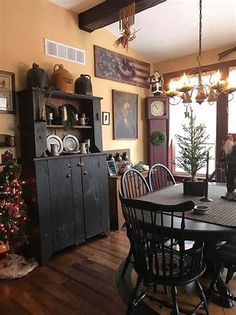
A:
135 183 236 242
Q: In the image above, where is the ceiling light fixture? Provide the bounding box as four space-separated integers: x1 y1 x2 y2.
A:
165 0 236 106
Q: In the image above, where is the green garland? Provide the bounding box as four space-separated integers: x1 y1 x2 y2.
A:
150 131 166 146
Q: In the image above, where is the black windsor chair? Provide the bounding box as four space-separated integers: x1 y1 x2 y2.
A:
148 163 176 191
120 168 150 277
120 196 210 315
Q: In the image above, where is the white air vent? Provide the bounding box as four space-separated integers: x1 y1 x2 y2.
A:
44 39 85 65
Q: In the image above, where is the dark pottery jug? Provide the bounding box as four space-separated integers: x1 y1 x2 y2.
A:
26 63 48 89
74 74 93 96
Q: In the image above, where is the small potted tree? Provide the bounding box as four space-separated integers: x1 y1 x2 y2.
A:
175 109 209 196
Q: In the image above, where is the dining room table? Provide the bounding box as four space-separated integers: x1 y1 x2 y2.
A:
134 182 236 308
135 182 236 242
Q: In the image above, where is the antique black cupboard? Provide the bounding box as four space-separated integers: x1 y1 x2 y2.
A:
17 88 109 264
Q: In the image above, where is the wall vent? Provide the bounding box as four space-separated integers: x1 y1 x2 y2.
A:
44 39 85 65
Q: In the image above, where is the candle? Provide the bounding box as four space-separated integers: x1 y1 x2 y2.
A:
205 151 209 196
62 106 67 121
41 105 46 120
47 112 53 125
200 150 212 202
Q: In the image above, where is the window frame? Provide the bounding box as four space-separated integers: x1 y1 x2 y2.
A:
163 59 236 179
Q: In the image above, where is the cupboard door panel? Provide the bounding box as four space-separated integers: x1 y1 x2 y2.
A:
82 155 102 238
48 158 75 251
35 160 53 264
70 157 85 244
98 154 110 234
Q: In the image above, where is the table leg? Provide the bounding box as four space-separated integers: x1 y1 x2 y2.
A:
215 274 235 308
204 242 235 309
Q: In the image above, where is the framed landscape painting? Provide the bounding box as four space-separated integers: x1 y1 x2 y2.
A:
112 90 138 140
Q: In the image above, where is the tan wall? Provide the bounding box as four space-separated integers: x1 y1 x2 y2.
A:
0 0 151 164
154 47 236 74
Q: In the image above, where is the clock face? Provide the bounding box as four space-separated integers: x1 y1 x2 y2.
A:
150 100 165 117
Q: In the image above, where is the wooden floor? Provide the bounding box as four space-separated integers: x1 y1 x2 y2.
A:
0 230 235 315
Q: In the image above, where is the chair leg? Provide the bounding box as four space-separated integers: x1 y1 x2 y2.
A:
196 280 210 315
171 286 179 315
207 263 222 303
226 265 235 284
122 248 132 277
127 276 143 315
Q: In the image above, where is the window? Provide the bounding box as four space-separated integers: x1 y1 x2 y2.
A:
169 72 216 176
228 67 236 133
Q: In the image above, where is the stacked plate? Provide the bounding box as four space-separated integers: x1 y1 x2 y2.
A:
47 135 63 154
47 134 80 154
62 135 80 153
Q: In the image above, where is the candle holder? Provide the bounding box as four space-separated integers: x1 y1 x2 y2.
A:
200 151 213 202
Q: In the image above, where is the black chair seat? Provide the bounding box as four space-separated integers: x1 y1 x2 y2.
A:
138 248 206 287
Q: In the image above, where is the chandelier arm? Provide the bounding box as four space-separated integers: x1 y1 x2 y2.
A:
169 96 182 106
228 93 234 102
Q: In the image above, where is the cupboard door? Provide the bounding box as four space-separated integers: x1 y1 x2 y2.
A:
35 160 53 264
48 158 75 251
98 154 110 235
70 157 85 244
81 155 103 238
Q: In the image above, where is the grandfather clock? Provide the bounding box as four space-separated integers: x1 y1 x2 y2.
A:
145 95 169 166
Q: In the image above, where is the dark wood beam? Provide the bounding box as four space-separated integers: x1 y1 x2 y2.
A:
78 0 166 33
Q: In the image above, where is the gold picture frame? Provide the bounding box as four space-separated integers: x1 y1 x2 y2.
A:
112 90 138 139
0 70 16 113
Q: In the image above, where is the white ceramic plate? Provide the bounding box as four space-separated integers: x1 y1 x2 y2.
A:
63 135 79 152
47 135 63 154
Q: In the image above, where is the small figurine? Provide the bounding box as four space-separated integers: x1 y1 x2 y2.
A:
147 71 164 95
221 133 236 200
1 150 13 165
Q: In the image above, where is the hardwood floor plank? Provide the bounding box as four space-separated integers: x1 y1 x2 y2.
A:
0 231 235 315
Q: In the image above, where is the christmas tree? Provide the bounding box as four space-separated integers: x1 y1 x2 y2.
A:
175 109 209 181
0 160 28 252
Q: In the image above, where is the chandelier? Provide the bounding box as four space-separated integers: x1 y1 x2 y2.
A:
165 0 236 106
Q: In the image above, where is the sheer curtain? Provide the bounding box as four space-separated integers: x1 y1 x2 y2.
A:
169 72 216 175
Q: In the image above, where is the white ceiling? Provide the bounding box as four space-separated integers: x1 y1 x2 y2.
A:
49 0 236 62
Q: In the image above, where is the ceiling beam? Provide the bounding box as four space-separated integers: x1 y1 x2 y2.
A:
78 0 166 33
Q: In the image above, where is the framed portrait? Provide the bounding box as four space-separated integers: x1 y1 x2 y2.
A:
112 90 138 139
106 160 118 176
0 70 16 113
102 111 110 125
